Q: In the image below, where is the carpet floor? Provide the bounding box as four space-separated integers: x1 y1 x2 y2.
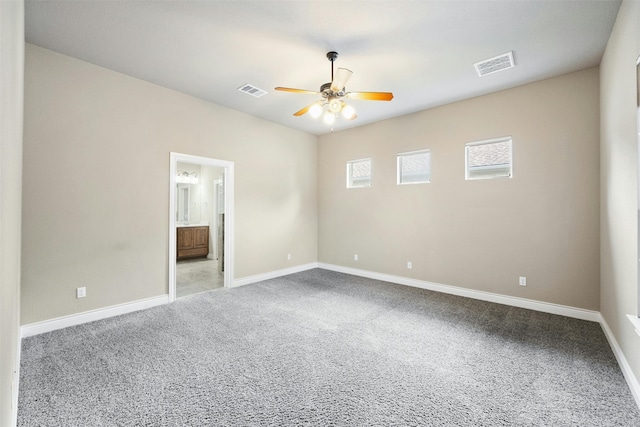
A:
18 269 640 426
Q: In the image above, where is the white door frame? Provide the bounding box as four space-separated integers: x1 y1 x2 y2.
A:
169 152 234 302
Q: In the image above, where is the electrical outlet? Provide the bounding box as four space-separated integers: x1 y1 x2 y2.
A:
407 261 412 269
76 287 86 298
287 253 291 260
354 254 358 261
519 277 527 287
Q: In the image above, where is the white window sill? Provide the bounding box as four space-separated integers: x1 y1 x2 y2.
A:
627 314 640 337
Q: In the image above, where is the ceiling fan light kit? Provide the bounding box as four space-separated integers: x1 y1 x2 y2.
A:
309 103 323 118
275 51 393 126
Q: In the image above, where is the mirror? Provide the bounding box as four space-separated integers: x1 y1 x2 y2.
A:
175 162 225 228
176 184 190 223
176 162 203 224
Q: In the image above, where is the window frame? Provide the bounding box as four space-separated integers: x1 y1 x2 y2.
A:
465 136 513 181
346 158 372 189
397 149 431 185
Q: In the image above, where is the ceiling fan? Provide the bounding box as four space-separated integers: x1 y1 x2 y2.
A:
275 51 394 125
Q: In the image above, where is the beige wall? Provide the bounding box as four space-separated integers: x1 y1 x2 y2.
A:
22 44 317 324
319 68 600 310
0 1 24 425
600 0 640 392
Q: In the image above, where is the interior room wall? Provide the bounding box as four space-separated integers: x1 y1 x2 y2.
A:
600 0 640 393
22 44 317 325
318 67 600 310
0 1 24 424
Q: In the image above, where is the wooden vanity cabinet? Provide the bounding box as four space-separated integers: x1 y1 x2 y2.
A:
177 226 209 260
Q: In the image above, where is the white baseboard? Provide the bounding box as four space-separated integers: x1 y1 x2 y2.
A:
232 262 319 288
20 294 169 338
318 263 600 322
319 263 640 410
20 262 322 338
599 316 640 409
13 263 640 413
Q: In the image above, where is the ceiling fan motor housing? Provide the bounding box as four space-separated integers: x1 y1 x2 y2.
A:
320 83 346 98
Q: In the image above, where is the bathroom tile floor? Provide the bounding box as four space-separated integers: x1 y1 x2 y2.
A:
176 258 223 298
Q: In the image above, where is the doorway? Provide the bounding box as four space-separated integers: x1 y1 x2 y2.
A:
169 153 234 302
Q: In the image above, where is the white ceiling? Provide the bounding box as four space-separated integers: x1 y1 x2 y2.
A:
25 0 621 136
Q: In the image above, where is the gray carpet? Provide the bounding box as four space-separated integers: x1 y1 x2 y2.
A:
18 269 640 426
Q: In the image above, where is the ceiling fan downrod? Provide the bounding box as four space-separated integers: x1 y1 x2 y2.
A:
327 51 338 82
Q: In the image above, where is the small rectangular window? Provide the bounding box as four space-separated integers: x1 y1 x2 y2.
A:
346 158 372 188
397 150 431 184
465 137 512 180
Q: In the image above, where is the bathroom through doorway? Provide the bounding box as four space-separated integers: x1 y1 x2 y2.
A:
169 153 234 301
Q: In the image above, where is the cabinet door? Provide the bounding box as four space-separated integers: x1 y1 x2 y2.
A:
194 227 209 249
177 227 194 250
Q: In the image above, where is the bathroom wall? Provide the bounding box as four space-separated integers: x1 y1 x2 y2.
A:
176 162 202 224
175 163 224 247
200 165 225 258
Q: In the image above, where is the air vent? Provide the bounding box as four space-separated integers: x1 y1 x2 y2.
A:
238 84 267 98
474 51 515 77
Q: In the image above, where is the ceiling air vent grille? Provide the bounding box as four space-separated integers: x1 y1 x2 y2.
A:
238 84 267 98
474 51 515 77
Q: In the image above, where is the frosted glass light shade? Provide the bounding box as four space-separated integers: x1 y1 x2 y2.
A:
309 103 323 118
323 111 336 125
341 104 356 119
328 99 342 113
176 171 199 184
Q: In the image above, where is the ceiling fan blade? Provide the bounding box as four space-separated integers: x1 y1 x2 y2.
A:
275 87 320 95
347 91 394 101
293 102 318 116
330 68 353 92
